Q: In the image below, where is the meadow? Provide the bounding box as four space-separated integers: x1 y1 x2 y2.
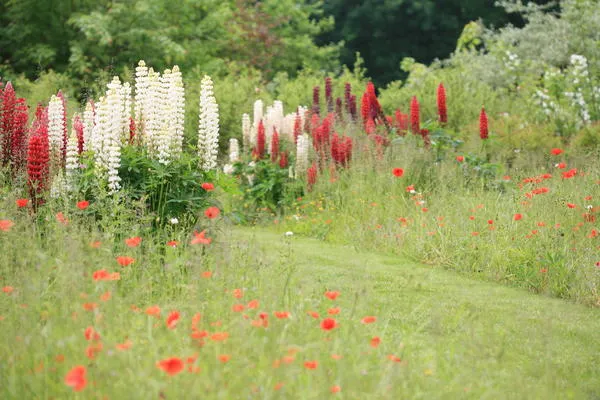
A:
1 1 600 397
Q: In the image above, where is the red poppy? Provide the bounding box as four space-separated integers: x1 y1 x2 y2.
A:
370 336 381 348
204 206 220 219
116 340 132 351
320 318 338 331
325 291 340 300
550 148 563 155
210 332 229 341
327 307 340 315
513 214 523 221
387 354 402 362
191 230 211 245
201 271 213 278
146 305 161 317
392 168 404 177
308 311 320 319
274 311 291 319
232 288 243 299
232 304 245 312
562 169 577 179
167 240 179 248
556 162 567 169
100 291 111 302
567 203 577 209
82 303 98 311
304 361 318 370
166 311 180 329
92 270 109 281
218 354 231 363
116 256 135 266
201 182 215 191
361 316 377 324
0 220 14 232
456 155 464 162
331 386 341 393
125 236 142 247
247 299 259 309
15 199 28 208
85 342 103 359
156 357 184 376
90 241 102 248
76 201 89 210
2 286 14 294
64 365 87 391
487 220 494 225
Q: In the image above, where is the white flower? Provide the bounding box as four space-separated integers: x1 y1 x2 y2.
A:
223 163 234 175
242 113 251 151
48 94 65 162
198 75 219 171
228 138 240 163
285 231 294 237
295 134 310 177
65 131 79 192
169 217 179 225
82 100 95 152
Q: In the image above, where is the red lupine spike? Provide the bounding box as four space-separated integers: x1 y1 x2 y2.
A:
366 82 381 121
293 113 302 144
349 95 357 122
325 77 333 113
310 113 320 139
303 109 311 133
479 107 489 140
312 86 320 116
270 128 279 163
437 83 448 124
343 136 353 167
1 82 16 165
344 82 352 115
307 163 318 191
256 120 266 159
73 115 85 154
365 118 376 135
10 98 28 172
395 109 406 136
331 133 340 164
278 151 288 169
335 97 343 122
410 96 420 135
360 91 371 124
129 117 136 145
27 127 50 208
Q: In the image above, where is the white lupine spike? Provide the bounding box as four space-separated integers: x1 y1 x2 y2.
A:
295 134 310 178
104 78 123 192
264 105 274 154
272 100 284 133
48 95 65 160
283 113 296 142
82 100 95 152
144 68 162 152
91 96 106 156
134 60 149 138
251 100 263 146
65 132 79 192
229 138 240 163
155 69 172 164
242 113 251 152
50 170 67 199
121 82 132 140
169 65 185 158
198 75 220 171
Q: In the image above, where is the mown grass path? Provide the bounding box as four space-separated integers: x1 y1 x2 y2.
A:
236 227 600 399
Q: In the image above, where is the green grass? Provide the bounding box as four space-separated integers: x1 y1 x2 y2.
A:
1 214 599 399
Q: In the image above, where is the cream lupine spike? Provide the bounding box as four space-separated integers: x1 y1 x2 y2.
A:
134 60 149 140
121 82 132 139
242 113 251 152
295 134 310 179
104 77 124 192
251 99 263 146
65 131 79 192
228 138 240 163
144 68 162 154
198 75 219 171
82 100 95 152
155 69 172 164
169 66 185 157
47 95 65 161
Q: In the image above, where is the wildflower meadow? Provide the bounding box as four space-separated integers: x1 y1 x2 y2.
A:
1 0 600 399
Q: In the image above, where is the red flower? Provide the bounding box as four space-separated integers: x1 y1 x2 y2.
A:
125 236 142 247
324 291 340 300
370 336 381 348
304 361 318 370
256 120 266 159
320 318 338 331
64 365 87 392
437 83 447 124
331 386 341 394
514 213 523 221
84 326 100 341
562 169 577 179
92 270 109 281
274 311 290 319
76 200 89 210
191 230 212 245
550 148 563 155
15 198 28 208
55 212 68 225
307 163 318 191
479 107 489 139
410 96 420 134
3 286 14 294
328 307 340 315
218 354 231 363
556 162 566 169
204 206 220 219
456 155 464 162
392 168 404 177
0 220 14 232
146 305 161 317
116 256 135 266
166 311 180 329
361 316 377 324
167 240 179 248
567 203 577 209
201 182 215 191
156 357 184 376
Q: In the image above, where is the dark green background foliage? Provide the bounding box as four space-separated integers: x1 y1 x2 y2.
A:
0 0 553 90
